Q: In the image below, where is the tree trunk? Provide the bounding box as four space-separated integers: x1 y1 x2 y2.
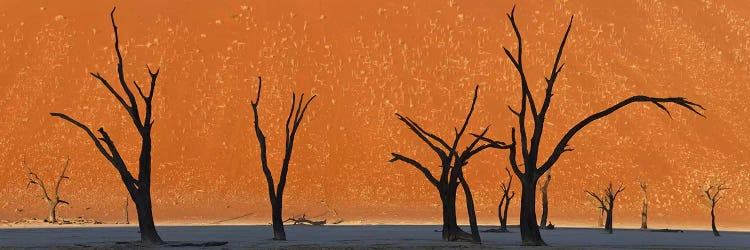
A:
441 195 452 240
519 178 545 246
711 206 719 236
440 185 472 241
135 135 163 245
125 197 130 224
539 173 550 229
605 209 613 234
459 174 481 243
271 201 286 240
539 189 548 229
640 184 647 230
498 201 504 230
133 191 163 244
441 189 457 240
48 201 58 223
501 197 511 231
640 200 647 230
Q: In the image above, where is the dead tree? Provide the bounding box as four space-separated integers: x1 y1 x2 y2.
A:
390 85 511 243
321 200 344 224
474 6 704 245
23 157 70 223
497 168 515 232
640 182 648 230
701 183 729 237
585 183 625 234
250 76 316 241
50 7 164 244
539 172 551 229
284 214 326 226
125 197 130 224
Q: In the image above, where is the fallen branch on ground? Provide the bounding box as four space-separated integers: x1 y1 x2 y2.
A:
284 214 326 226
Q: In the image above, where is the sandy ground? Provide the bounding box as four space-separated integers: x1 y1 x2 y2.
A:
1 225 749 249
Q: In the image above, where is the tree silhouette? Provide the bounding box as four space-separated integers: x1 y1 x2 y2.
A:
390 86 511 242
250 76 316 240
124 197 130 224
585 183 624 234
497 168 515 232
640 182 648 230
701 182 728 236
539 172 551 229
475 6 705 245
23 157 70 223
50 7 164 244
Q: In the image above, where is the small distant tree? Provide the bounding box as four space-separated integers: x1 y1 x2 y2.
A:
539 172 551 229
701 182 728 237
249 76 316 240
390 86 511 242
23 157 70 223
125 197 130 224
640 182 648 230
497 168 516 232
321 200 344 224
585 183 624 234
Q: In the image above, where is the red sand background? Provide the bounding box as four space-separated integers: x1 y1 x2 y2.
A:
1 0 749 230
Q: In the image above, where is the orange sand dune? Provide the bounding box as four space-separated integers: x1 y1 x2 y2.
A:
0 0 748 230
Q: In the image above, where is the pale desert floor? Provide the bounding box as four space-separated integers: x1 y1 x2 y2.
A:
1 225 749 249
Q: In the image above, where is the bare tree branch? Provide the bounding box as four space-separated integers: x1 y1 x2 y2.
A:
250 76 276 200
538 16 573 120
504 6 539 120
539 96 705 174
584 190 607 211
389 153 439 188
451 85 480 153
531 16 574 165
278 93 316 200
464 127 511 160
53 157 70 200
90 72 130 110
142 66 159 128
50 113 113 161
507 128 523 178
110 8 139 121
394 113 449 160
22 159 51 202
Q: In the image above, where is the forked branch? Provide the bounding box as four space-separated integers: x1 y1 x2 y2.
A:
250 76 316 201
540 96 704 174
50 113 114 161
702 183 729 205
584 190 607 211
